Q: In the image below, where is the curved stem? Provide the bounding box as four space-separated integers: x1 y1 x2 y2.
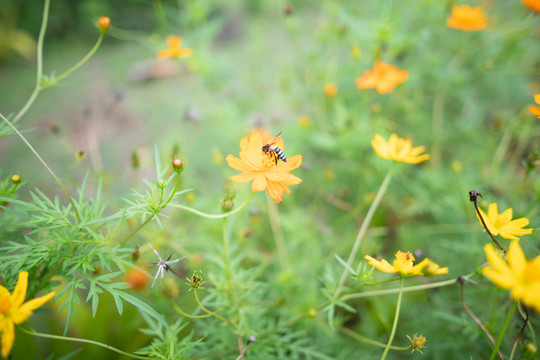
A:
334 169 393 299
169 192 254 219
193 290 231 324
52 33 104 85
11 0 50 125
381 277 403 360
472 197 505 253
0 113 81 223
490 301 517 360
19 327 151 359
337 326 409 350
172 302 220 319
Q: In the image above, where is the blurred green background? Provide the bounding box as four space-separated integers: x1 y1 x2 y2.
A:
0 0 539 358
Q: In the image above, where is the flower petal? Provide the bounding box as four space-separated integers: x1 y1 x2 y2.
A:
507 241 526 276
11 272 28 309
1 320 14 359
229 172 257 183
226 154 256 172
251 174 267 192
266 180 285 203
365 255 395 273
12 291 55 325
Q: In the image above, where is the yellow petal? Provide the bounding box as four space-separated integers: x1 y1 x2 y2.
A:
266 180 285 203
229 172 257 183
251 174 267 192
0 286 12 315
483 244 512 276
1 320 14 359
273 154 303 172
365 255 395 273
12 291 55 325
499 208 513 224
482 267 515 289
477 207 499 236
507 241 526 276
11 272 28 309
226 154 257 172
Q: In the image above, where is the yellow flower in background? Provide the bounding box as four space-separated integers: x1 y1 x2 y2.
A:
352 45 361 59
483 241 540 312
226 130 302 203
0 272 55 358
528 94 540 118
371 133 430 164
477 203 533 240
522 0 540 12
365 251 448 276
356 60 409 94
324 83 338 97
446 5 488 31
156 36 192 59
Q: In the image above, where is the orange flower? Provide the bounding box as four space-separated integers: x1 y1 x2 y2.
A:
156 36 192 59
522 0 540 12
356 60 409 94
446 5 488 31
226 130 302 203
125 268 150 291
324 83 338 97
529 94 540 118
97 16 110 33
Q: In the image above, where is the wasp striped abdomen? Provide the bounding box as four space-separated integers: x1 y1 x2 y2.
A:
262 131 288 165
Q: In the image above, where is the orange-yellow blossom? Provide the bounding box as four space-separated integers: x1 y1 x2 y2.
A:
446 5 488 31
226 130 302 203
365 250 448 276
356 60 408 94
477 203 533 241
522 0 540 12
156 36 192 59
529 94 540 118
483 241 540 312
324 83 338 97
97 16 110 33
0 272 55 358
372 133 430 164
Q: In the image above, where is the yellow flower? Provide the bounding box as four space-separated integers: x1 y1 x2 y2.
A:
477 203 533 240
371 133 430 164
364 251 448 276
522 0 540 13
156 36 192 59
324 83 338 97
351 45 361 59
226 130 302 203
0 272 55 358
356 60 409 94
483 241 540 312
446 5 488 31
529 94 540 118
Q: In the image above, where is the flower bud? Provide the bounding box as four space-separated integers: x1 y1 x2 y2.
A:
306 308 317 318
407 334 426 353
187 270 205 289
10 174 21 184
172 158 184 173
522 342 538 358
98 16 110 34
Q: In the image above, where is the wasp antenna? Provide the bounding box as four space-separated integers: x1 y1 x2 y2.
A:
276 130 284 137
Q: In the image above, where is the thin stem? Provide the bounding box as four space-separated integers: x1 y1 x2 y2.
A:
0 113 81 223
11 0 50 125
172 301 220 319
19 327 151 360
381 277 403 360
459 278 502 359
193 290 232 325
52 33 105 85
490 301 518 360
222 218 232 283
266 195 289 270
510 303 529 360
472 197 505 253
334 169 393 299
337 326 409 350
169 192 254 219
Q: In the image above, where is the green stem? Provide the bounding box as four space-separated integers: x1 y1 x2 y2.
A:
222 218 232 283
193 290 231 324
381 277 404 360
52 33 105 85
172 302 220 319
168 192 254 219
489 301 517 360
0 113 81 224
11 0 50 125
334 169 393 299
19 327 151 359
338 326 409 350
267 194 289 270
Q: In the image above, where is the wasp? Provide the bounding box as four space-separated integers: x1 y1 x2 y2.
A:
262 131 287 165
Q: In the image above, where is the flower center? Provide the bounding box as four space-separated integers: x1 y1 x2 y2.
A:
262 152 277 169
493 214 509 228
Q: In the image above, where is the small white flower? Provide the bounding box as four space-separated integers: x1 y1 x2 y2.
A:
148 243 185 287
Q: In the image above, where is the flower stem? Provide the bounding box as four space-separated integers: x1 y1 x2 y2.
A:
334 169 393 299
19 327 151 359
489 301 517 360
52 33 105 86
266 194 289 270
471 194 505 253
381 277 404 360
338 326 409 350
11 0 50 125
193 289 232 325
169 192 254 219
0 113 81 224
